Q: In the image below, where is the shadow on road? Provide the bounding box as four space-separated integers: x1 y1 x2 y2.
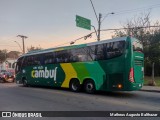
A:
96 91 137 98
17 84 137 99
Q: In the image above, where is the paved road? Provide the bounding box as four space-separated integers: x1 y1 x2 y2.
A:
0 83 160 120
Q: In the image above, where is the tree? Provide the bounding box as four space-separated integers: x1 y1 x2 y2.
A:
27 45 42 52
7 51 21 59
113 11 151 46
112 11 160 77
0 49 7 63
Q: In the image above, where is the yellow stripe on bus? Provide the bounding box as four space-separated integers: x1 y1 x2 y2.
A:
60 63 77 88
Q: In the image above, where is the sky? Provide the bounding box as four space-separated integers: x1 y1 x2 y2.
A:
0 0 160 52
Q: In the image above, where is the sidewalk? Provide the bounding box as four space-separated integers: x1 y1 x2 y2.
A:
140 85 160 93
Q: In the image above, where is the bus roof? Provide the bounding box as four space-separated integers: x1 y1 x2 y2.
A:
20 36 128 57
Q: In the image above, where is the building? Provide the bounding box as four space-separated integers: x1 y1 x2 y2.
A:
0 58 16 72
0 51 21 72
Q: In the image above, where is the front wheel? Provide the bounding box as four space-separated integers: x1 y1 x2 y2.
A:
22 79 28 87
69 79 81 92
84 80 96 94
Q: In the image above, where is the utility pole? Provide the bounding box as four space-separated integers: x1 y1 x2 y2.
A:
97 13 102 41
151 62 156 86
89 0 114 41
17 35 28 54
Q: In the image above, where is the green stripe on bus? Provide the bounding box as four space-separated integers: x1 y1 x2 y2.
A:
84 62 106 90
71 63 90 83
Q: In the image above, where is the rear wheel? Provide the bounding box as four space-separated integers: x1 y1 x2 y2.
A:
69 79 81 92
84 80 96 94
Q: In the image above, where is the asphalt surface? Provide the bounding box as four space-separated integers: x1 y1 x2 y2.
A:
141 85 160 93
0 83 160 120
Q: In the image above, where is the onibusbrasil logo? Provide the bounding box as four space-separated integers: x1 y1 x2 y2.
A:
31 67 58 81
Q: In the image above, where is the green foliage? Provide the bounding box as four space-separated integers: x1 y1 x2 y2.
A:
0 50 7 63
144 29 160 76
27 45 42 52
0 50 21 64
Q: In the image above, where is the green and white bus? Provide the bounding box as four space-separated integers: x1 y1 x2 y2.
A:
15 36 144 93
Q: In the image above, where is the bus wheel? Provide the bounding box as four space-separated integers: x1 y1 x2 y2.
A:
84 80 95 94
23 79 28 87
69 79 81 92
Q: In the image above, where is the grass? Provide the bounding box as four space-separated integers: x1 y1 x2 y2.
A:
144 76 160 86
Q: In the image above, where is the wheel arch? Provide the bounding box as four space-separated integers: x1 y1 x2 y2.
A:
69 78 80 84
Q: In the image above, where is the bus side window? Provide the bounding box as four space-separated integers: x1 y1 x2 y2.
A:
28 56 33 66
55 52 62 63
44 53 54 64
113 41 125 56
21 57 27 67
82 46 96 61
69 49 79 62
96 44 104 60
118 41 125 53
34 55 41 65
106 41 125 59
107 42 114 59
39 54 45 65
90 46 97 61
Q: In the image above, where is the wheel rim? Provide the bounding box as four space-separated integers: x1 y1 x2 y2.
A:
86 83 94 92
72 81 79 91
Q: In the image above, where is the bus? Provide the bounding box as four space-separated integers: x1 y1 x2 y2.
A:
15 36 144 93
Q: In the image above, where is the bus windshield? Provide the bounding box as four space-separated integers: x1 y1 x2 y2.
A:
133 40 143 52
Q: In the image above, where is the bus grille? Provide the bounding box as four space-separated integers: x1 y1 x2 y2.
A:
135 60 142 66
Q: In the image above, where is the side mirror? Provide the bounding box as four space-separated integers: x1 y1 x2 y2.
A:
12 62 17 69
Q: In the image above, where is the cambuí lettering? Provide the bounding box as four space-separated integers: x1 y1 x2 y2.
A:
31 67 58 81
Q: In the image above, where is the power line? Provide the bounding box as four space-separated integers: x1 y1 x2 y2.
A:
55 32 94 47
101 25 160 31
89 0 98 22
111 4 160 16
55 25 160 47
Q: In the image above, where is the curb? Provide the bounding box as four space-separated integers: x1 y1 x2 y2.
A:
140 89 160 93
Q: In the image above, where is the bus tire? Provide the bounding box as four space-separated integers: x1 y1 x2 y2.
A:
22 79 28 87
84 79 96 94
69 79 81 92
